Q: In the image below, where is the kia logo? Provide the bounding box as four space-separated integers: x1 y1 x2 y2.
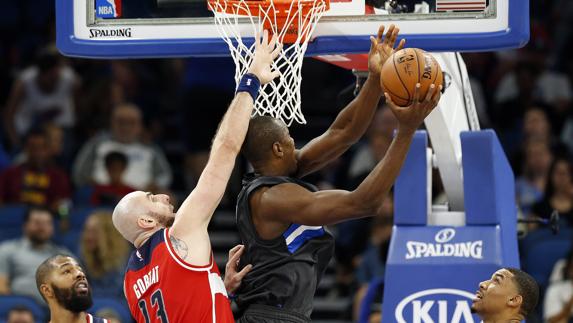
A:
435 228 456 243
395 288 478 323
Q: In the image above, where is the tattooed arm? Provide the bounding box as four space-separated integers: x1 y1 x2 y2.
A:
169 235 189 260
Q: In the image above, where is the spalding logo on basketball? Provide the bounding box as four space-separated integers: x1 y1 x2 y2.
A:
381 48 444 107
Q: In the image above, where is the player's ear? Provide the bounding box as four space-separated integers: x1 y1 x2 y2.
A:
507 294 523 309
272 141 284 158
40 283 54 300
137 215 157 230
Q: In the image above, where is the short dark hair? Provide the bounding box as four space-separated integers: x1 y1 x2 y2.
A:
23 207 54 224
104 151 128 169
242 115 288 165
35 254 69 301
505 267 539 318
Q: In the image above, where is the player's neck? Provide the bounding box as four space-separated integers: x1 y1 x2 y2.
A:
49 307 87 323
134 227 162 248
482 314 522 323
254 163 289 177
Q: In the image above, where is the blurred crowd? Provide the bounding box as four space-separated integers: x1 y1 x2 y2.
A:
0 0 573 322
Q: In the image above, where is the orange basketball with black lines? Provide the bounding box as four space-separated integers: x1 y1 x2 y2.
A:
380 48 443 107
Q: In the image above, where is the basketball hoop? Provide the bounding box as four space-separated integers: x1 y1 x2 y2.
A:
208 0 330 125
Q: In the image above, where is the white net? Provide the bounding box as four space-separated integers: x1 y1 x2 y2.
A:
209 0 329 125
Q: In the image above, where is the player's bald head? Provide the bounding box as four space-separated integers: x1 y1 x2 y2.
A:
113 191 175 246
112 191 152 244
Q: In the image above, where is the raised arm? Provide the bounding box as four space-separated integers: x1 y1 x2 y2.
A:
295 25 405 178
260 84 441 226
172 31 281 236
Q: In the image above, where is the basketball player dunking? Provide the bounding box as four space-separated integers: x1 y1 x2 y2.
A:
235 25 442 322
111 31 281 323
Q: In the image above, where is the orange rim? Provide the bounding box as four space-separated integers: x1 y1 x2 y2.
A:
208 0 330 43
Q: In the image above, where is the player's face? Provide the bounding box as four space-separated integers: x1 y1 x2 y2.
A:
48 256 93 312
283 134 297 175
144 192 175 226
278 123 297 175
471 269 518 317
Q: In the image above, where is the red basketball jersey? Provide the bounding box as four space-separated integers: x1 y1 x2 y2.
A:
124 228 234 323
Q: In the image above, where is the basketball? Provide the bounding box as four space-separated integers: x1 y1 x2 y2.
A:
380 48 443 107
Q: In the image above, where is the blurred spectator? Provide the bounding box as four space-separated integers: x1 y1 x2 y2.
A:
0 128 71 210
72 103 172 191
495 62 572 134
331 106 397 298
523 106 552 143
12 123 65 166
90 152 135 206
352 193 393 321
536 70 572 122
494 62 539 116
530 157 573 226
3 45 79 150
347 106 397 185
520 105 568 156
515 139 553 215
6 306 35 323
79 211 129 298
544 251 573 323
0 208 70 303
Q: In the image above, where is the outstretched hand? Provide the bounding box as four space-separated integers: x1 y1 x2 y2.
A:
385 83 442 133
224 245 253 295
368 24 406 76
247 30 282 85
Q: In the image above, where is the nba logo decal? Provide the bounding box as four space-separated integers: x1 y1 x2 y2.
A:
95 0 122 18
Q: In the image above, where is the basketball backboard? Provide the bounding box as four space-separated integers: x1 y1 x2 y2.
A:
56 0 528 58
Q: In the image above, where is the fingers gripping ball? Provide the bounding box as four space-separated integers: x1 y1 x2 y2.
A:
380 48 443 106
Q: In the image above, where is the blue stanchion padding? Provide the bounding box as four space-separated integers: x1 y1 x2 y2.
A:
395 131 428 225
383 226 499 323
461 130 519 267
383 130 519 323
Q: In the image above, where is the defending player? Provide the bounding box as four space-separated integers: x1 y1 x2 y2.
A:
111 31 281 322
234 25 440 322
36 255 109 323
471 268 539 322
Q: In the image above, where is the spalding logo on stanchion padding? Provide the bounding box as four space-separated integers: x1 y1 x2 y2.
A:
405 228 484 260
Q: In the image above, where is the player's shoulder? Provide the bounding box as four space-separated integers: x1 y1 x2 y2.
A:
125 228 167 273
263 181 311 197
